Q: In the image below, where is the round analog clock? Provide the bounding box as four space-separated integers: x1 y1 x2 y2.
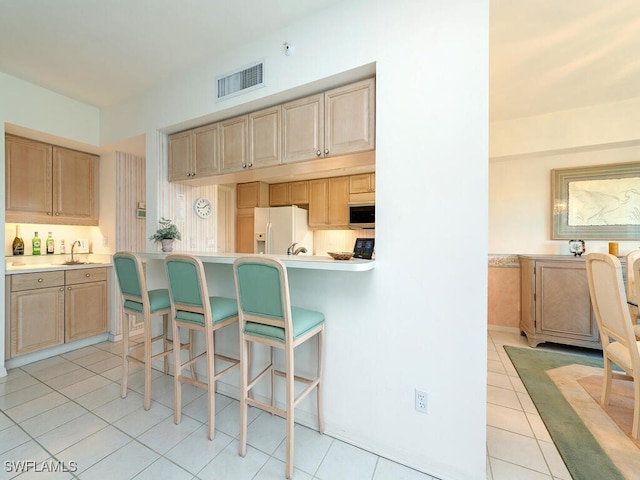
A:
194 197 212 218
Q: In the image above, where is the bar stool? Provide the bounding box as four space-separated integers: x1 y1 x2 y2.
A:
165 254 240 440
113 251 194 410
233 256 325 479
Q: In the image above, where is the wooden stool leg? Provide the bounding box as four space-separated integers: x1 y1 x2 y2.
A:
285 348 295 479
173 322 182 426
163 313 169 375
317 328 325 433
239 338 249 457
189 330 197 381
206 328 216 440
121 312 130 399
144 312 152 410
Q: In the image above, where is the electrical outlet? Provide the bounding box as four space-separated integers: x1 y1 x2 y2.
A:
415 389 428 414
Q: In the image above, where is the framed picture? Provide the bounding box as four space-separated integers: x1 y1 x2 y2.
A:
552 162 640 239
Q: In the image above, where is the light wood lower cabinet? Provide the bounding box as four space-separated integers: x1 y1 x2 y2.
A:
64 268 107 343
10 271 65 357
519 255 612 349
8 268 108 358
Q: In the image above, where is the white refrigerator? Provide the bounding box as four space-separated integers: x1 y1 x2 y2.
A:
254 206 313 255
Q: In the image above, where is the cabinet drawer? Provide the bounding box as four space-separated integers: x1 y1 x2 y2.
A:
65 268 107 285
11 271 65 292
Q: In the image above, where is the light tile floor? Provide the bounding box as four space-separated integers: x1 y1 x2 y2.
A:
0 339 435 480
1 331 591 480
486 329 607 480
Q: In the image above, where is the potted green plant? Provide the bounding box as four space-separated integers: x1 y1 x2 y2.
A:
150 217 181 252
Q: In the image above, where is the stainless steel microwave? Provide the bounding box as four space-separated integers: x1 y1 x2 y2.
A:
349 204 375 229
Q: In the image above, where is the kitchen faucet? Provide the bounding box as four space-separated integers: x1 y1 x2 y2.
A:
287 242 307 255
70 240 80 263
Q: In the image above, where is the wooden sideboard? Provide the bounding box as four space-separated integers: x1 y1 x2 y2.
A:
519 254 627 350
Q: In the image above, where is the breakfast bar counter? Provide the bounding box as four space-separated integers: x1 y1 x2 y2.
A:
138 251 375 272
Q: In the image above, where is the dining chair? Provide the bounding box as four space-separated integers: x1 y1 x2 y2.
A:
629 253 640 339
585 252 640 439
165 254 240 440
233 256 325 479
113 251 194 410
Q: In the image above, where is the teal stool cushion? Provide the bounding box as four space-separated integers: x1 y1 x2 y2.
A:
245 306 324 342
124 288 171 314
175 296 238 325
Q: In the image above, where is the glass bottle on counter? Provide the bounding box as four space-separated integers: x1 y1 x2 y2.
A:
32 231 41 255
12 225 24 256
46 232 55 254
60 240 66 254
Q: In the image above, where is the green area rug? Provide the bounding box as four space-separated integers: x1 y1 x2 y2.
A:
504 345 624 480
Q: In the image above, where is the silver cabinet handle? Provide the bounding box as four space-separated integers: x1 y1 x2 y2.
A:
324 149 329 155
37 278 43 283
85 273 90 277
316 150 321 156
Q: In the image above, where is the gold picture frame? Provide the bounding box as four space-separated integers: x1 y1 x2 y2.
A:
552 162 640 239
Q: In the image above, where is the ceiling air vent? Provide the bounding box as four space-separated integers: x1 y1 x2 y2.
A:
216 60 265 102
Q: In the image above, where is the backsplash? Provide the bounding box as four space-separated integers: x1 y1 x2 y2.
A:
313 229 375 257
4 223 101 257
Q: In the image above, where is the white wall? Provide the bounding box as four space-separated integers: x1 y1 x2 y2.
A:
490 97 640 256
0 73 100 376
100 1 489 479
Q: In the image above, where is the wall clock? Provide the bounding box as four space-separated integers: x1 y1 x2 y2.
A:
194 197 212 218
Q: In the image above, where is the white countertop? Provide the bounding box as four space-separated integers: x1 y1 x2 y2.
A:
5 254 113 275
140 251 375 272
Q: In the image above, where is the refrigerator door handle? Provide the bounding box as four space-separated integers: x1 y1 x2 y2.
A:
266 222 272 254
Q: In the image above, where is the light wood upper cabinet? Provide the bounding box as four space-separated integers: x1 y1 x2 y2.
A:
168 123 220 181
220 115 249 173
237 182 269 209
282 93 324 163
349 173 375 193
283 78 375 164
250 106 281 169
5 135 53 217
324 78 375 157
308 176 349 228
269 181 310 206
53 147 97 222
5 135 98 226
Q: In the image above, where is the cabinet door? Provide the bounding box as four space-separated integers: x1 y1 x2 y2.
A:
53 147 98 224
193 123 219 177
282 93 324 163
236 212 255 253
11 286 65 357
249 106 281 168
65 281 107 342
289 181 309 205
328 176 349 226
220 115 249 173
5 135 53 216
325 78 375 157
350 173 375 193
168 130 193 181
270 183 289 206
308 179 329 227
536 261 599 343
237 182 268 209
